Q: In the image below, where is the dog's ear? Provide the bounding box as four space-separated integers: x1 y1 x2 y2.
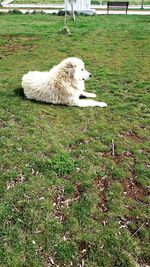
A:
64 61 76 78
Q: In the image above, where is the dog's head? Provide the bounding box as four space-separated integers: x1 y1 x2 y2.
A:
61 57 91 82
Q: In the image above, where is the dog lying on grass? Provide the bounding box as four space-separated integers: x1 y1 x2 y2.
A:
22 57 107 107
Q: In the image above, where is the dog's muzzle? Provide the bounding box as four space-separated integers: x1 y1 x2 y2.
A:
83 73 91 81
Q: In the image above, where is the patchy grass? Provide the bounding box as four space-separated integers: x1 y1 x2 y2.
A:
0 14 150 267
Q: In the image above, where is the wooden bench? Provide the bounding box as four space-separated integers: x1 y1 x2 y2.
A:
107 1 129 14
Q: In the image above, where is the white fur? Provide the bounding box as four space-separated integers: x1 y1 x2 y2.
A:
22 57 107 107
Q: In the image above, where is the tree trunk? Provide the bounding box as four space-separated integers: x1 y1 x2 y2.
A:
71 2 76 21
61 1 71 35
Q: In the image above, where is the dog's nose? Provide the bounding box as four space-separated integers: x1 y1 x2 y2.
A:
89 74 92 78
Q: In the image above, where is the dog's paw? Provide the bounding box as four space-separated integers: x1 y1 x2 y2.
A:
89 93 97 98
98 102 107 107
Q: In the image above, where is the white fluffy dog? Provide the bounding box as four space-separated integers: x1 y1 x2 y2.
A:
22 57 107 107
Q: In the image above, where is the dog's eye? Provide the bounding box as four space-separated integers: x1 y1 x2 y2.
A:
81 69 84 71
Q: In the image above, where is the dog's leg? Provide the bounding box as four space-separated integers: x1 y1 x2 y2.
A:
80 92 96 98
72 99 107 107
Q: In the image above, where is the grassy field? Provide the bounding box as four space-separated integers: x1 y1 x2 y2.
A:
0 14 150 267
11 0 150 6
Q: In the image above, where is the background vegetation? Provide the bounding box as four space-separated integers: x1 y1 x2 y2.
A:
11 0 150 6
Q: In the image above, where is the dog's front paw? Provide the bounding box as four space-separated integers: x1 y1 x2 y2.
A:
98 102 107 107
89 93 97 98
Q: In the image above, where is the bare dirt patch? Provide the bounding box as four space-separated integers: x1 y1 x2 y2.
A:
96 163 111 212
100 149 135 163
97 175 109 212
120 130 142 143
0 36 37 55
122 178 147 201
52 184 81 223
98 151 148 204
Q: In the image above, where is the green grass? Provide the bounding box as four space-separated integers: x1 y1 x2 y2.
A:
0 14 150 267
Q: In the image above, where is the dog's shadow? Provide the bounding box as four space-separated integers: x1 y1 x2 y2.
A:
14 87 26 100
14 87 44 106
79 94 86 99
